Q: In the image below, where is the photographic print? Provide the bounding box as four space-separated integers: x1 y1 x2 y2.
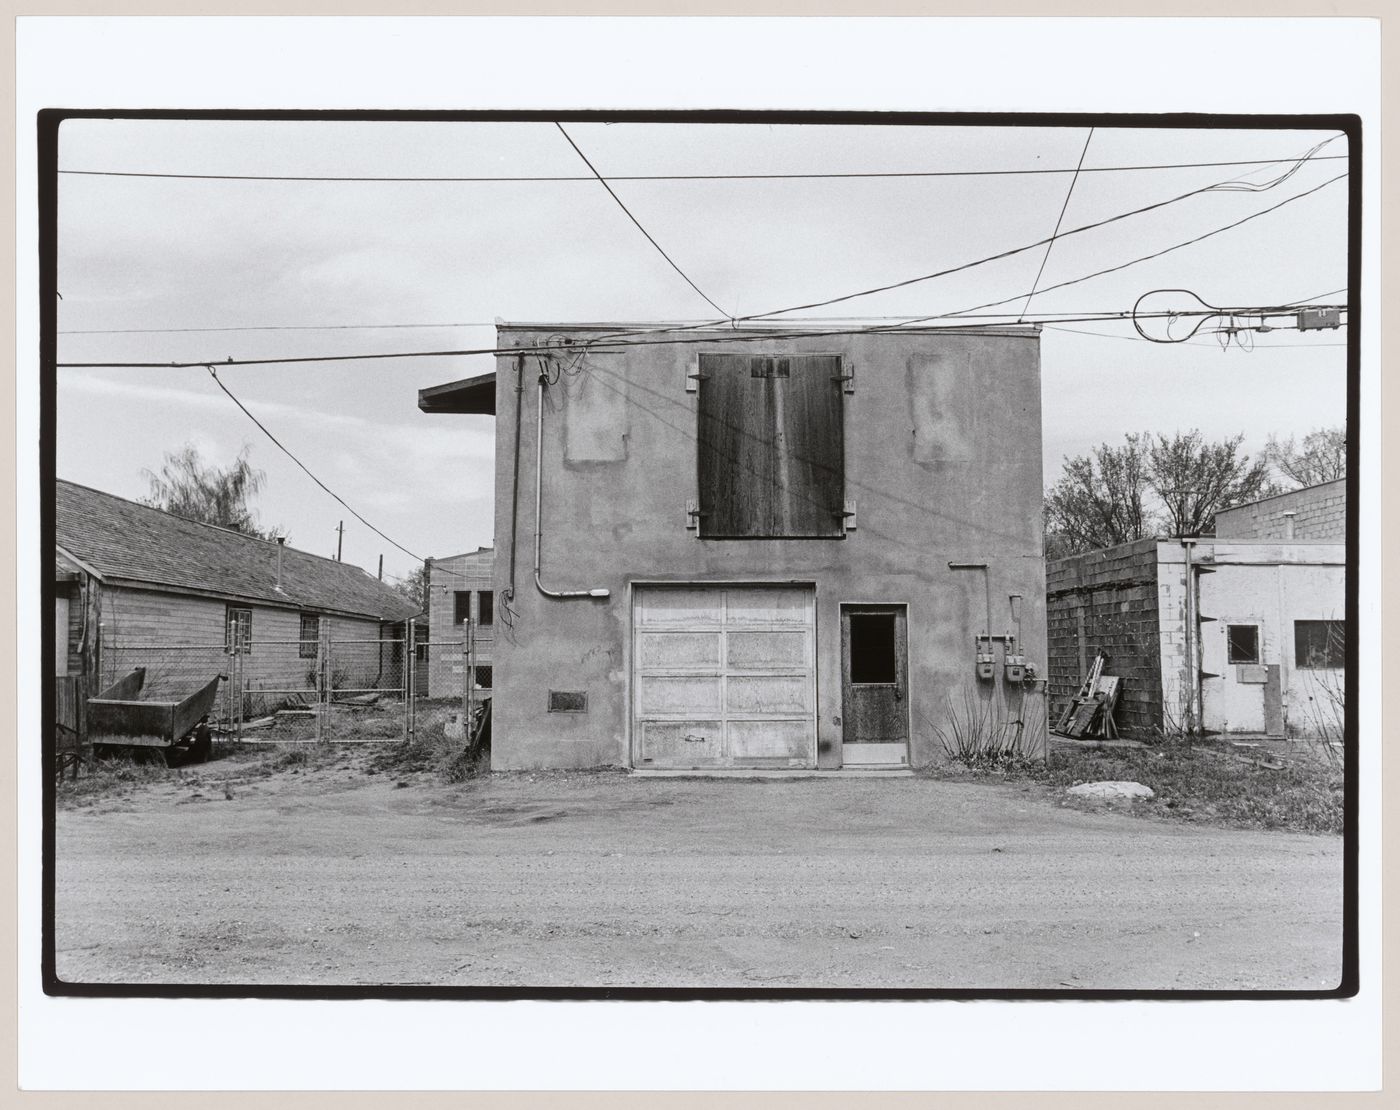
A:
42 108 1356 1001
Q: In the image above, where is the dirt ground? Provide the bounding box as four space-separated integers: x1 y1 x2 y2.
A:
54 749 1344 991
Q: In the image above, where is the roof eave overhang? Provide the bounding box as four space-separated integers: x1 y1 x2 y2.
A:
418 371 496 415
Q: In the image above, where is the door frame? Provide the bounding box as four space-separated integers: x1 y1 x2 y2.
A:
838 600 912 765
626 579 819 769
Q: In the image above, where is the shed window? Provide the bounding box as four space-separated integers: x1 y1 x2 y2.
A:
225 606 253 654
1226 624 1259 664
299 613 320 658
477 590 494 627
453 591 471 625
1295 620 1345 668
473 665 493 690
696 353 845 538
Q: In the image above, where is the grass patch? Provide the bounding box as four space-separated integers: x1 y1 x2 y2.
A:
365 714 489 784
926 738 1343 834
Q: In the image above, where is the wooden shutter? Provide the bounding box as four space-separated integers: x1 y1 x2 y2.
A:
696 353 844 538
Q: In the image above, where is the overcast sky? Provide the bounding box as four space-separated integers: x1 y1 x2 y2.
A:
54 119 1349 582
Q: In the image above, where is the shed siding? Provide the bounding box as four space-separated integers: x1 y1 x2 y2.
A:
427 549 495 698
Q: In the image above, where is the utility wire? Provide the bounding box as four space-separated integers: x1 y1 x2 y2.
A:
736 153 1344 324
895 172 1347 329
203 365 423 563
55 153 1349 184
555 122 731 319
1019 127 1093 322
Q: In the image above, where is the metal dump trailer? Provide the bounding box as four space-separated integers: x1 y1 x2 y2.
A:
88 667 222 764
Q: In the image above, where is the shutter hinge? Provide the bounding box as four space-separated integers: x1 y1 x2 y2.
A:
685 369 708 393
837 499 857 530
833 362 855 393
686 500 707 530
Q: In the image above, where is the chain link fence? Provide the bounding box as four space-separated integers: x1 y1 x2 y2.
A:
97 622 416 747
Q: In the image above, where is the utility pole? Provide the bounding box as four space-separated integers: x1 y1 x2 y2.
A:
336 520 344 561
377 554 383 581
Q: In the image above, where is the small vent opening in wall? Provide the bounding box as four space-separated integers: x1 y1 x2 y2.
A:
548 690 588 713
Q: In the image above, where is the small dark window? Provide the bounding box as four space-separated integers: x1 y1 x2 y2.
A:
849 613 897 684
453 591 471 625
473 665 493 690
1295 620 1345 668
298 613 320 658
1227 624 1260 664
477 590 494 627
225 606 253 654
548 690 587 713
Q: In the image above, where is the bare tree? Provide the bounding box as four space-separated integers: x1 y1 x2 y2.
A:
1044 434 1156 555
1265 426 1347 489
142 443 282 540
391 562 430 613
1145 430 1276 537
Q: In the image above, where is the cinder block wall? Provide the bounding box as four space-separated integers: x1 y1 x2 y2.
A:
1046 538 1164 737
1214 479 1346 541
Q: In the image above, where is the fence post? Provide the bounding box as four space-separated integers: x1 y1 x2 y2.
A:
463 618 475 739
405 618 415 743
314 620 326 744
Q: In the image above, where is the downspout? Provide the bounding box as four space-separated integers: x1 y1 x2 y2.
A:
1181 537 1200 734
503 352 525 611
534 372 610 600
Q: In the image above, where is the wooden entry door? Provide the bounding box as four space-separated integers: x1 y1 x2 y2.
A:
840 605 909 766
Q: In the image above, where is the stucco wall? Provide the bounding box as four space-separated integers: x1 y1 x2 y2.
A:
490 325 1048 770
426 549 495 698
1046 538 1164 737
1214 479 1346 541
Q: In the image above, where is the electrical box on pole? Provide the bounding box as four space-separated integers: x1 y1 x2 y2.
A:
1297 308 1342 331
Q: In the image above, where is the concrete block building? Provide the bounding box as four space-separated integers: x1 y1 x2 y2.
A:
424 547 495 698
1048 516 1345 740
421 323 1049 771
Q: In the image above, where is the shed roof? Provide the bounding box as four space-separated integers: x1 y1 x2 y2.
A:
418 371 495 415
55 480 418 621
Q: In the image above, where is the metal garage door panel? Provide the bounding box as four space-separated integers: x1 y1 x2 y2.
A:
726 720 810 761
639 721 725 766
638 631 722 669
638 588 723 627
638 675 723 716
727 630 807 670
726 587 808 624
727 675 810 715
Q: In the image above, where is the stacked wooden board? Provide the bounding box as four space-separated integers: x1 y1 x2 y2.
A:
1055 651 1122 740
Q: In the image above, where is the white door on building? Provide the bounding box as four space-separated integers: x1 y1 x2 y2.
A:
632 585 816 769
1198 569 1283 736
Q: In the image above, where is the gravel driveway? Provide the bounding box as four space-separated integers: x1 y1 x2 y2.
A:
54 756 1343 991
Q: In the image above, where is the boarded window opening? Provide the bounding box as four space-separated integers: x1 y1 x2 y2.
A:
849 612 897 684
453 591 471 625
696 352 845 538
1227 624 1260 664
477 590 494 626
1295 620 1345 668
548 690 587 713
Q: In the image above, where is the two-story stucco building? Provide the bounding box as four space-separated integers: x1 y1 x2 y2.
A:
420 323 1049 771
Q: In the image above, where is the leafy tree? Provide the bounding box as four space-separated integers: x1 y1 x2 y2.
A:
1145 431 1276 538
1265 426 1347 489
142 443 281 540
391 562 430 613
1044 434 1156 555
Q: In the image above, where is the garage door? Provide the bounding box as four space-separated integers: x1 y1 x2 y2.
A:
633 585 816 769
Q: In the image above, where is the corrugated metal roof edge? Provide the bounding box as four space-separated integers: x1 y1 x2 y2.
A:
100 576 415 622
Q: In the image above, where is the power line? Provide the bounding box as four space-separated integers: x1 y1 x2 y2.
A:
735 153 1344 324
55 153 1349 184
896 172 1347 328
555 122 731 319
1019 127 1093 322
58 321 501 336
203 365 423 563
1043 323 1348 347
